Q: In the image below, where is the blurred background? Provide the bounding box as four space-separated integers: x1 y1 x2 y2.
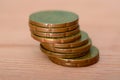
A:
0 0 120 80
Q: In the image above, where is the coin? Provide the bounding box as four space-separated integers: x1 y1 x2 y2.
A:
29 10 100 67
30 27 80 38
29 23 79 33
31 32 81 43
29 10 79 28
48 46 99 67
40 44 89 59
42 31 89 48
42 39 91 54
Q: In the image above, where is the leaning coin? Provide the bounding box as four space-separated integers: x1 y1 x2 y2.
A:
42 39 91 54
48 46 99 67
29 10 79 28
30 27 80 38
31 32 81 43
40 44 89 59
29 23 79 33
42 31 89 48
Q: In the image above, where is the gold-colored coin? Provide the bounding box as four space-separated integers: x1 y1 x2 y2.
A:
31 32 81 43
30 27 80 38
29 20 78 28
29 10 79 28
42 31 89 48
42 39 91 54
29 23 79 33
48 46 99 67
29 10 100 67
40 44 89 59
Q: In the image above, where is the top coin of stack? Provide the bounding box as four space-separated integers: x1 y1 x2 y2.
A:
29 10 99 67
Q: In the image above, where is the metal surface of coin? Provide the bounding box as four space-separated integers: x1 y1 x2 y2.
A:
40 44 89 59
48 46 99 67
29 10 79 28
31 32 81 43
29 23 79 33
30 27 80 38
42 39 91 54
42 31 89 48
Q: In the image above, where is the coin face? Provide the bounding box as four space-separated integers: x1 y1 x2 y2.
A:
48 46 99 67
29 10 79 27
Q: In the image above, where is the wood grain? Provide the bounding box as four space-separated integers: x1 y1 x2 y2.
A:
0 0 120 80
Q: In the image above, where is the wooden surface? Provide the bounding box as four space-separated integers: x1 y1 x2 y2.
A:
0 0 120 80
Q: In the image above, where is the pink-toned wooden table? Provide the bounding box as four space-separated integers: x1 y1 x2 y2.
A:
0 0 120 80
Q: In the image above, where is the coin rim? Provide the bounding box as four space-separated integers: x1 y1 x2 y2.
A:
48 46 99 67
29 19 79 28
42 31 89 48
31 32 81 43
30 27 80 38
29 23 79 33
42 39 91 53
40 44 90 59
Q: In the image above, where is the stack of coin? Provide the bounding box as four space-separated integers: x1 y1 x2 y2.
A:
29 10 99 67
